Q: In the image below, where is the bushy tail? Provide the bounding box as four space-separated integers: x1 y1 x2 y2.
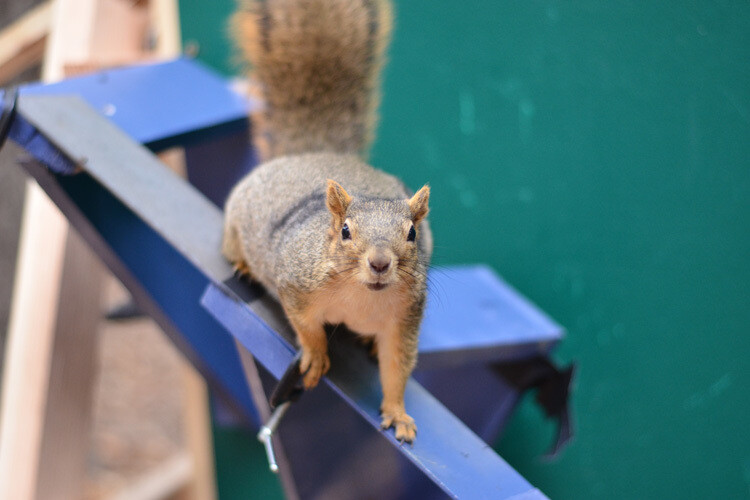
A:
232 0 392 160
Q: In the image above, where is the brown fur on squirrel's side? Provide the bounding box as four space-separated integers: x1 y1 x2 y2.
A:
223 0 431 443
232 0 392 159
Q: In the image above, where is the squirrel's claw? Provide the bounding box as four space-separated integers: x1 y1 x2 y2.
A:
381 410 417 444
232 260 251 277
300 349 330 389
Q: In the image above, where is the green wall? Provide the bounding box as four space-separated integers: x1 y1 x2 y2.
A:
181 1 750 498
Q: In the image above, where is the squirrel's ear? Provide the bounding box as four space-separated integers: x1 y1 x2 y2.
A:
326 179 352 220
409 185 430 224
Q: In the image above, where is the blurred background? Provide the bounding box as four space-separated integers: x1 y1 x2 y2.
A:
1 0 748 498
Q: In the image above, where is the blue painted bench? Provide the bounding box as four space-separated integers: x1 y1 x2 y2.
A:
1 58 570 499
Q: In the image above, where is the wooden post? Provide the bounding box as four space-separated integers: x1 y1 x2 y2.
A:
174 363 218 500
0 1 52 86
0 1 218 498
0 184 71 500
34 233 106 500
0 0 149 498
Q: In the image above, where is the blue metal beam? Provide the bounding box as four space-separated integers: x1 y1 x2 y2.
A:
202 282 547 499
9 94 550 499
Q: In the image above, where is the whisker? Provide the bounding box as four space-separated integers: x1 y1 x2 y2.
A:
395 270 415 285
401 264 427 279
333 266 359 276
396 266 423 285
329 257 358 265
424 268 449 310
327 322 342 342
398 267 421 280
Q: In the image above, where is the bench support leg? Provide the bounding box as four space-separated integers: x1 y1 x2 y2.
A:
0 185 104 499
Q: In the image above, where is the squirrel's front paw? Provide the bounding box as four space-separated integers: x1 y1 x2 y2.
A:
380 407 417 444
300 348 330 389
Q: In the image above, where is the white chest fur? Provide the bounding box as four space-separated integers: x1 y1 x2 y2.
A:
310 280 409 337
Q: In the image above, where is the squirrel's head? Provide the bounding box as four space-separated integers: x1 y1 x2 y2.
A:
325 179 430 292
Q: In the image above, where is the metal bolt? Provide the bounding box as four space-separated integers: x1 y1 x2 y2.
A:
256 401 291 473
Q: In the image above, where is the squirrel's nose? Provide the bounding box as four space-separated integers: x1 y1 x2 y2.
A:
368 253 391 274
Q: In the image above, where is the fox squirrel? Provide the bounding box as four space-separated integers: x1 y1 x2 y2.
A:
223 0 432 443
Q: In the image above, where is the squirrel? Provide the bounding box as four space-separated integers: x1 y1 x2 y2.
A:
223 0 432 443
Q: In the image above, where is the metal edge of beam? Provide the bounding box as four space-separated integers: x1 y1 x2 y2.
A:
4 91 78 174
15 94 229 278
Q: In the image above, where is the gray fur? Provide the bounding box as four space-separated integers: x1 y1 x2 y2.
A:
224 152 432 300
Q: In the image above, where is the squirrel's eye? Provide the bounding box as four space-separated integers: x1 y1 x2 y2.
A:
407 225 416 242
341 223 351 240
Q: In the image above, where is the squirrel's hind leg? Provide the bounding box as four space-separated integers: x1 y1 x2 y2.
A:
222 222 252 276
358 336 379 360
